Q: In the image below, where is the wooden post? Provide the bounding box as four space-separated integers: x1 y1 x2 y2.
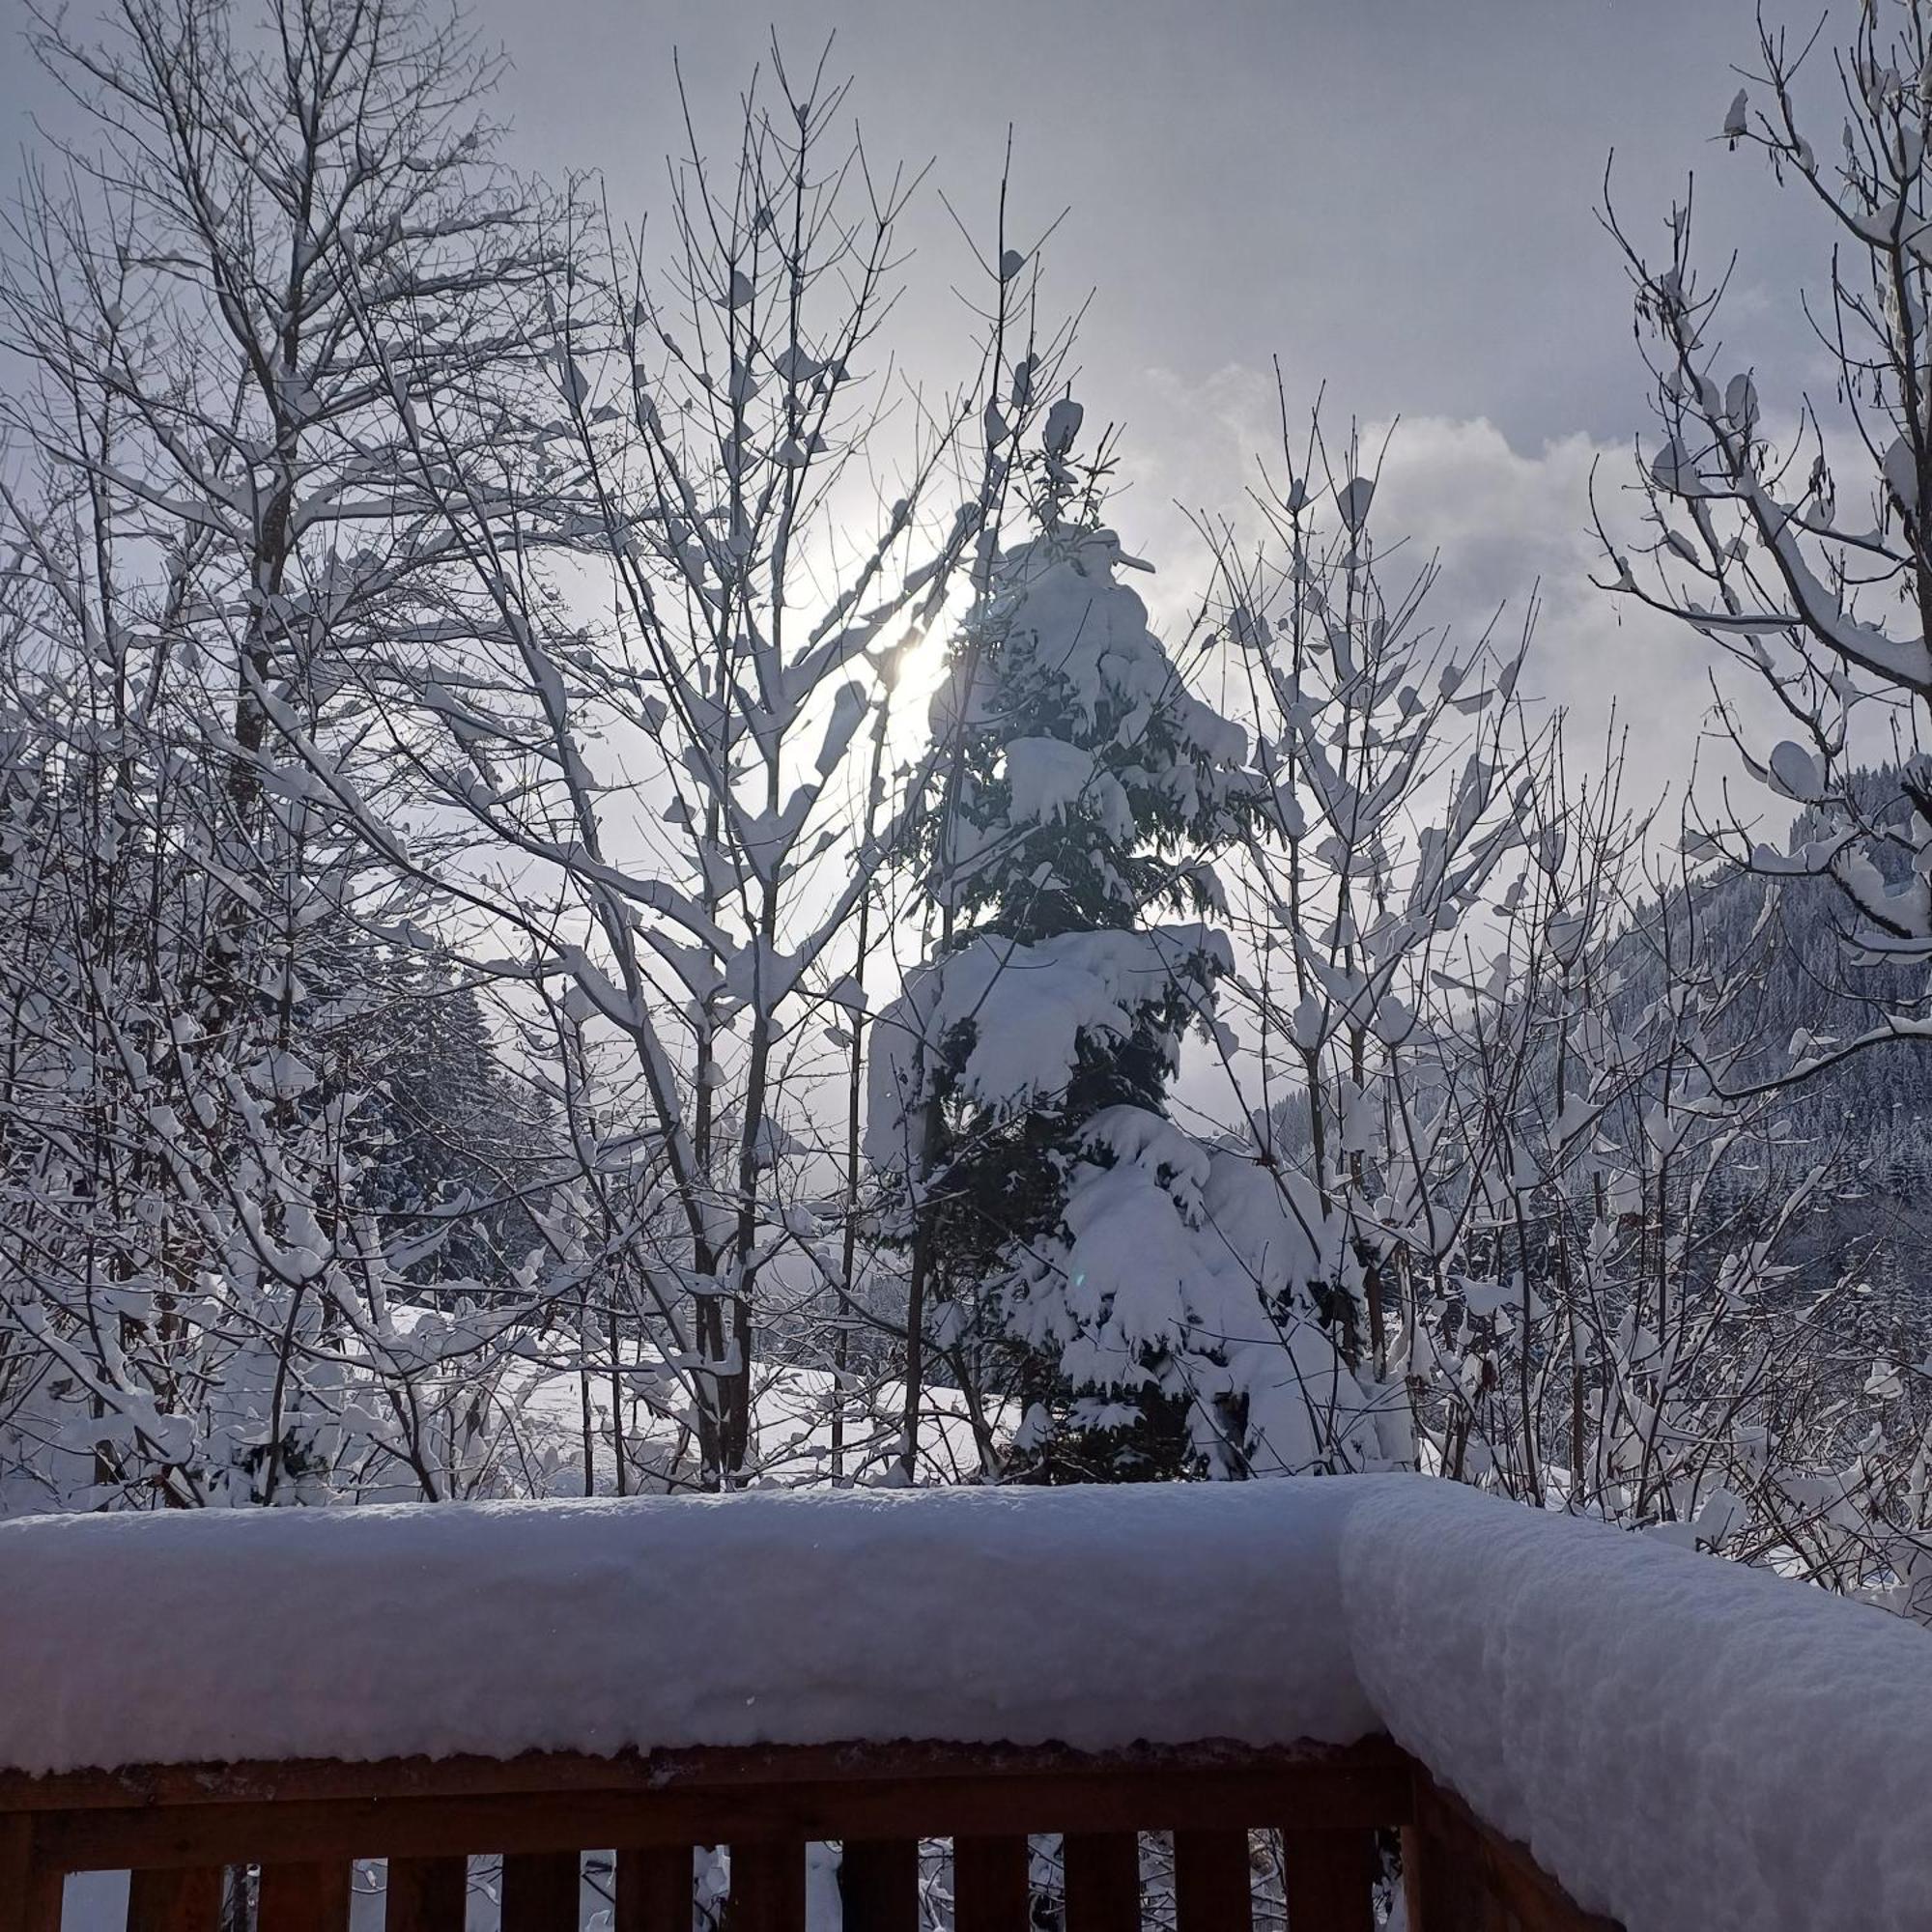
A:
0 1817 62 1932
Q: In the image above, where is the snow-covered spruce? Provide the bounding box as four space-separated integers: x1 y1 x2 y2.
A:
872 438 1371 1479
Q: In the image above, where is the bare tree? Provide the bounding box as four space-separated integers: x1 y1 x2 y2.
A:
270 42 1075 1488
1201 399 1547 1475
1601 0 1932 1609
0 0 564 1508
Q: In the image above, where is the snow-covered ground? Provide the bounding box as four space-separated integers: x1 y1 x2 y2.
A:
341 1303 1007 1502
6 1477 1929 1932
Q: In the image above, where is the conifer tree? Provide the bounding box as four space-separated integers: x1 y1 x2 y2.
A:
347 962 554 1296
872 406 1256 1478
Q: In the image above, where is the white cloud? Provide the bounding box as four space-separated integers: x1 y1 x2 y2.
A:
1108 368 1757 818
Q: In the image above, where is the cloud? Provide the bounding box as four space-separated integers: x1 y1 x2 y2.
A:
1364 413 1718 797
1108 368 1745 816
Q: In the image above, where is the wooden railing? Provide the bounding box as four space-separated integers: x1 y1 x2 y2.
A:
0 1737 1616 1931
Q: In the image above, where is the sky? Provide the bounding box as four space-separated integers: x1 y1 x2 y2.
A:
445 0 1834 818
0 0 1846 812
469 0 1796 444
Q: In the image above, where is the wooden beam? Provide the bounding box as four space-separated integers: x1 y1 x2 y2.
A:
38 1753 1412 1875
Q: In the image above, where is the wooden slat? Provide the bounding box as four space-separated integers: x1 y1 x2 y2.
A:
500 1850 579 1930
1173 1829 1253 1932
258 1861 353 1930
0 1815 62 1932
1403 1820 1480 1932
726 1839 806 1932
1063 1833 1141 1932
952 1835 1030 1931
838 1839 919 1931
615 1845 692 1931
384 1856 469 1932
1281 1829 1374 1932
126 1866 224 1932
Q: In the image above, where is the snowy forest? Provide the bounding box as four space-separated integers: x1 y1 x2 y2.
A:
3 0 1932 1631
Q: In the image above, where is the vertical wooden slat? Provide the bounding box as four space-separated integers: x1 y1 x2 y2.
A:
1063 1833 1141 1932
0 1816 62 1932
1173 1829 1253 1932
500 1851 580 1931
1401 1828 1427 1932
126 1866 225 1932
259 1861 353 1931
1402 1822 1478 1932
838 1839 919 1932
726 1840 805 1932
1281 1830 1375 1932
952 1835 1030 1931
615 1846 692 1932
384 1858 468 1932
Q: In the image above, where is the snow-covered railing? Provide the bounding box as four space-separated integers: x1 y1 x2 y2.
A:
0 1479 1926 1931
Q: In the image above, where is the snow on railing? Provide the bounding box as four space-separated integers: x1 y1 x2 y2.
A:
1341 1481 1932 1932
0 1477 1927 1931
0 1482 1371 1771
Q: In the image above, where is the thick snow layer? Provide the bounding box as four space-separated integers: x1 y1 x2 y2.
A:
1005 736 1115 832
865 924 1228 1167
0 1480 1370 1776
7 1476 1930 1932
1340 1480 1932 1932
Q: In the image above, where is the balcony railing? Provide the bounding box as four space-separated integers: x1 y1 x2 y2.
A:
0 1735 1612 1930
3 1475 1926 1931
